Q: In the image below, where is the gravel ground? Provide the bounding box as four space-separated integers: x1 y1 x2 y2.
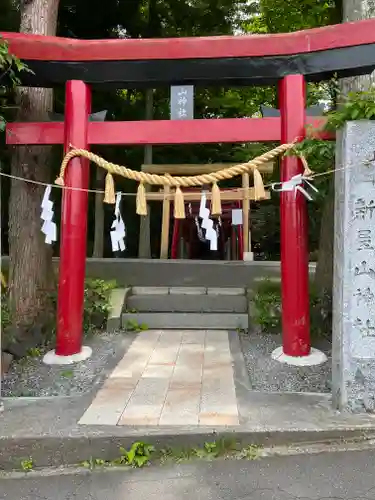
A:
240 332 332 393
1 331 133 398
3 330 331 398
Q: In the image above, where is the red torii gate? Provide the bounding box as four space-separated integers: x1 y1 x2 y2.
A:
3 19 374 363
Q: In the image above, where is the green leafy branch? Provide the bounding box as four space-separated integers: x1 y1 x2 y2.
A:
325 87 375 130
0 36 31 131
287 88 375 170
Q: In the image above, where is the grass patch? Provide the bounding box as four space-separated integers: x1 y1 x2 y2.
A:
80 439 261 471
252 279 332 340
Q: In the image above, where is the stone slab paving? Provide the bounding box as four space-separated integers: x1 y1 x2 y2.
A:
78 330 239 427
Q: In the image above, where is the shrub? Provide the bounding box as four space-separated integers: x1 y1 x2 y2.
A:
252 279 332 339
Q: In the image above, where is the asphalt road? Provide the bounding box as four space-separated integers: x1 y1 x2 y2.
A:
2 448 375 500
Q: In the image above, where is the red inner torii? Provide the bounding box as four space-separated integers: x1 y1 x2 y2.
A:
171 198 244 261
6 18 373 361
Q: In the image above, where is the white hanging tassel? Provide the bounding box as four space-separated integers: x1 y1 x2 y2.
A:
199 191 218 251
40 185 57 244
110 192 126 252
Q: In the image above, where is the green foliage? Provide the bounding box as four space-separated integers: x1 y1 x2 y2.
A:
1 279 117 350
162 440 260 462
252 279 332 338
81 457 107 469
193 441 222 459
252 280 282 332
1 292 11 329
287 87 375 206
81 443 158 470
0 38 29 84
258 0 338 33
325 88 375 131
81 439 260 469
0 37 31 131
289 138 335 177
20 458 34 471
26 347 42 358
83 279 117 332
124 319 149 332
117 442 155 468
82 442 155 469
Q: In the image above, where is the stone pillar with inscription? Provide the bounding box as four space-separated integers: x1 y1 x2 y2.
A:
332 121 375 412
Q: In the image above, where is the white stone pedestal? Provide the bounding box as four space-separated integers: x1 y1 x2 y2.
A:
271 346 327 366
43 346 92 365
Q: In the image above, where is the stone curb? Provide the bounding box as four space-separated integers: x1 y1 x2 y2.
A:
1 427 375 471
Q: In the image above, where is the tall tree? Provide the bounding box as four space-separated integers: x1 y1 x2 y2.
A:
342 0 375 91
8 0 60 325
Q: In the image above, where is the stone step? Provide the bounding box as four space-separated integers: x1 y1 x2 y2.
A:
131 286 245 296
121 313 248 330
126 294 247 313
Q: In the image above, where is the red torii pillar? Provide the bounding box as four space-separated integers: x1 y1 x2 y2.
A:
271 74 326 366
44 80 93 364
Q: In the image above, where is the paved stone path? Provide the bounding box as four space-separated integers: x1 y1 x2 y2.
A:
79 330 239 427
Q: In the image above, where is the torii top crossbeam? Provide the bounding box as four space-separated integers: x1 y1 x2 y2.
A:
2 18 375 88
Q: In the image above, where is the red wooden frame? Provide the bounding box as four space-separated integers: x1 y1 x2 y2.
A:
6 117 332 145
3 18 375 61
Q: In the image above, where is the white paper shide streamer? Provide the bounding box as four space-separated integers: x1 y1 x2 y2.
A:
272 174 318 200
111 192 126 252
199 191 217 251
41 185 57 244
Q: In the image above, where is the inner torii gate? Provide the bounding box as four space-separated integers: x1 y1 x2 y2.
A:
3 18 375 363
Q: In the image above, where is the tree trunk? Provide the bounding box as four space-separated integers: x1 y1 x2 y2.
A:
342 0 375 92
93 167 105 257
8 0 59 325
315 0 375 292
138 89 153 258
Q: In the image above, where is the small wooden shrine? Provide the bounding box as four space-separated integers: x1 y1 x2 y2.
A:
140 161 273 260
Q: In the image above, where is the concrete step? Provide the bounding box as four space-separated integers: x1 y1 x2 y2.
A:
126 294 247 313
131 286 245 296
121 313 248 330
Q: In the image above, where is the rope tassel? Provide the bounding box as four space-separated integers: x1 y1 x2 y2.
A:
211 182 222 216
253 168 266 201
174 186 185 219
103 172 116 204
55 176 65 186
136 182 148 216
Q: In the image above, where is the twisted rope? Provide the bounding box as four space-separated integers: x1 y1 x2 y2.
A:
56 141 295 188
56 140 298 218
